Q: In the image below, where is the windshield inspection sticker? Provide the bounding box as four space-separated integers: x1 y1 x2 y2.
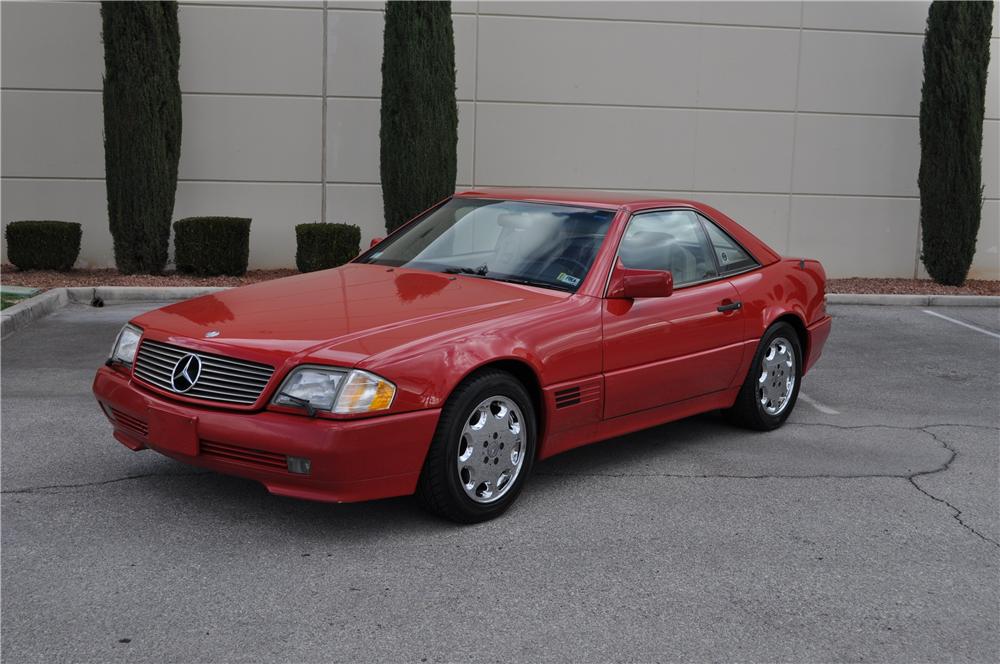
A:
556 272 581 287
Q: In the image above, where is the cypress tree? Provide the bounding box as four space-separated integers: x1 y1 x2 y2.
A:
380 1 458 233
101 2 182 274
918 1 993 285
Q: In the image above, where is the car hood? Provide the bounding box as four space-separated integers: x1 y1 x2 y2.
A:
134 264 568 366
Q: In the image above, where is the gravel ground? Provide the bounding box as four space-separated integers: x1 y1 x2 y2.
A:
0 266 299 289
827 278 999 295
3 265 998 295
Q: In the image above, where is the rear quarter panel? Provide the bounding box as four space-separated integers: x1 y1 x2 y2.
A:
728 259 828 374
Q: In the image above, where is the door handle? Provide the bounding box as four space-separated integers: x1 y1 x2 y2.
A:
717 301 742 312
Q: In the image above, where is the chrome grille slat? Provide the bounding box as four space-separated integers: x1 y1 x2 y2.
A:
143 341 273 375
136 353 176 372
185 390 256 404
139 345 184 360
196 372 269 389
187 380 261 396
133 339 275 406
178 349 272 370
199 365 272 381
186 393 256 404
135 356 172 374
135 366 171 384
140 348 270 383
198 358 273 377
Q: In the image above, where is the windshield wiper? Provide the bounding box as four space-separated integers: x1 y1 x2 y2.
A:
488 276 574 292
442 264 488 276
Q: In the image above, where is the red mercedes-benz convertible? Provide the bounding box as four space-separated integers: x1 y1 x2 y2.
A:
94 189 831 522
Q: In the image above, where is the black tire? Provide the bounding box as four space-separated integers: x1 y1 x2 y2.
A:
415 369 537 523
724 322 802 431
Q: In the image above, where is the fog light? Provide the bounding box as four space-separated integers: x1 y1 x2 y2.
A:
287 456 311 475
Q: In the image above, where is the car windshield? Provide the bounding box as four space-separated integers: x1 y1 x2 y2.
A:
356 198 616 292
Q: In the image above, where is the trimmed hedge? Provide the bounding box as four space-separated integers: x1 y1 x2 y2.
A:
173 217 251 276
5 221 82 271
295 223 361 272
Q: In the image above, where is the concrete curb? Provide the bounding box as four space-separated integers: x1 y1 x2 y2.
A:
64 286 230 303
826 293 1000 306
2 286 997 339
1 288 69 338
2 286 230 338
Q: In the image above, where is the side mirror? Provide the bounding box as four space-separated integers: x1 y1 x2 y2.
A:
607 259 673 299
369 236 384 249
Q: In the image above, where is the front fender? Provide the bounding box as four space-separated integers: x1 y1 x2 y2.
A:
358 295 604 421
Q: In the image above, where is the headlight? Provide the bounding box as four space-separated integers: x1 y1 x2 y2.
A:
273 367 396 415
273 367 347 411
110 324 142 365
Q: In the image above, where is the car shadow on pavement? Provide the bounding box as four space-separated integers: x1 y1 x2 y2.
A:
125 412 729 538
534 411 728 480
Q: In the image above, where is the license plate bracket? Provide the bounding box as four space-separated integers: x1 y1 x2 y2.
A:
146 406 199 456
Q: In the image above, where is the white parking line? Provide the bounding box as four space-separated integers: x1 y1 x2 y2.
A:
922 309 1000 340
799 392 840 415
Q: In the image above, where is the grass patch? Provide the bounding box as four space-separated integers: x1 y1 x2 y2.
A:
1 287 40 310
1 293 25 310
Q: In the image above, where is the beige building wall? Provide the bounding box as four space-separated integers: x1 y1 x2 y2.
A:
1 0 998 278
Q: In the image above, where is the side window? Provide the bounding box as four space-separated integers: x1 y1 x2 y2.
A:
700 216 759 274
618 210 718 286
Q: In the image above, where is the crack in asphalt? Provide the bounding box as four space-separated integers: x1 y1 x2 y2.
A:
3 423 996 548
1 470 211 495
537 422 1000 549
907 426 1000 549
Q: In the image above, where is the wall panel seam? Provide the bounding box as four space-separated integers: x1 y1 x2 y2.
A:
177 2 324 11
5 177 998 204
474 12 938 38
6 88 997 122
72 0 326 7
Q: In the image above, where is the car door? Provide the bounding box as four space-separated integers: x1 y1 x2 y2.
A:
602 209 746 419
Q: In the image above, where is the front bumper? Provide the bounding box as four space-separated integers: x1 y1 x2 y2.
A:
93 367 441 503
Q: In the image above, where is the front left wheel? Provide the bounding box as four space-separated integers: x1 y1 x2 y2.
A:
415 370 536 523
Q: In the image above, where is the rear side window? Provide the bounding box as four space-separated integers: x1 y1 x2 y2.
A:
700 216 759 274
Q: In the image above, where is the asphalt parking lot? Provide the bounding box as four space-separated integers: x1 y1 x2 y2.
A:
2 301 998 663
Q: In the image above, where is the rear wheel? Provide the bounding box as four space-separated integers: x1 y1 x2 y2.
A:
416 370 536 523
725 322 801 431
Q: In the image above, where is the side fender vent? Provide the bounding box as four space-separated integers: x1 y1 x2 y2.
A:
554 386 581 409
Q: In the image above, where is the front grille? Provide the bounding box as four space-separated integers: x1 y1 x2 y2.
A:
110 407 148 438
133 339 275 406
200 440 288 472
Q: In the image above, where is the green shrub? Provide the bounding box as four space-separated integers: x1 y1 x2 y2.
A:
295 223 361 273
173 217 251 276
5 221 82 271
380 0 457 233
102 1 182 274
918 0 994 285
